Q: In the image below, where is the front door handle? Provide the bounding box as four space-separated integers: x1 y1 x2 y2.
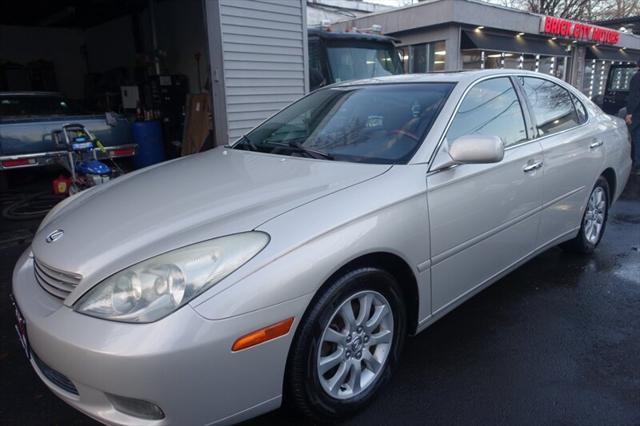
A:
523 161 543 173
590 139 604 150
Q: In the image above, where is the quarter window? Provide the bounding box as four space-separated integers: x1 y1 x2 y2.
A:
518 77 579 136
445 77 527 147
572 94 588 124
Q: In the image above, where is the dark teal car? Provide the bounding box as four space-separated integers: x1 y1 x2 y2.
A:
0 92 135 170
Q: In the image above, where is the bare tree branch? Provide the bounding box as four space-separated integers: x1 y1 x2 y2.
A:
486 0 640 20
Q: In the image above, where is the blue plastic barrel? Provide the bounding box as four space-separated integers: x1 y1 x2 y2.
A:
132 120 165 169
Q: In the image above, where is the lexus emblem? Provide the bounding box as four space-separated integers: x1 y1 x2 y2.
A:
46 229 64 243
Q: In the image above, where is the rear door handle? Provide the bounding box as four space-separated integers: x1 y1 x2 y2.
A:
523 161 543 173
590 139 604 149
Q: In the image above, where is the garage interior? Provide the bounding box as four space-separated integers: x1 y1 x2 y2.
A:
1 0 212 163
0 0 215 232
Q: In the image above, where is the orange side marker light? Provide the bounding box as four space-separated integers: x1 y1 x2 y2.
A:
232 317 294 352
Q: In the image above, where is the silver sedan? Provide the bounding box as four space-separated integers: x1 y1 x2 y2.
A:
12 70 632 425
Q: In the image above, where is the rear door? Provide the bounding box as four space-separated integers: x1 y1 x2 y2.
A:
427 76 544 313
516 77 603 246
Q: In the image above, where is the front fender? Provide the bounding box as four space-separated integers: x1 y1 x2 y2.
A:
192 165 432 322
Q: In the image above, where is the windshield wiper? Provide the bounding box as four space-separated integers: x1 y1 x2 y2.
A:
233 135 260 152
287 141 334 160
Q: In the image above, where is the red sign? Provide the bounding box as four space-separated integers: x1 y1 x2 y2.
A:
541 16 620 45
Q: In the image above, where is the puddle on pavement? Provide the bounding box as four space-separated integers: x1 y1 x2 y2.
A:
612 213 640 225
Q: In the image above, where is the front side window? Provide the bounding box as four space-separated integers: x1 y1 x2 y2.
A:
234 83 454 164
518 77 579 136
445 77 527 147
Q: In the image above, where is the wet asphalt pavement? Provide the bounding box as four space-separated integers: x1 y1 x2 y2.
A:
1 173 639 426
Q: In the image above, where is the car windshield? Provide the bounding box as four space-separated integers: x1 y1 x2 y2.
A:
0 95 84 118
326 44 403 82
234 83 454 164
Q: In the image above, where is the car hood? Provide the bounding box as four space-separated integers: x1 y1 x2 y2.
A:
32 147 390 301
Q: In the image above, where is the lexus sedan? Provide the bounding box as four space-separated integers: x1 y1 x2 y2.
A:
12 70 631 425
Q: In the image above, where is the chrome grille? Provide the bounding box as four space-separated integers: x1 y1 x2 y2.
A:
33 258 81 300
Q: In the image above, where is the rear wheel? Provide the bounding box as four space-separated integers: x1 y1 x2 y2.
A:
286 267 406 421
562 176 609 254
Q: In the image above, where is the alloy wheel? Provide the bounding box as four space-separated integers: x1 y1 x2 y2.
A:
583 186 606 244
317 290 394 400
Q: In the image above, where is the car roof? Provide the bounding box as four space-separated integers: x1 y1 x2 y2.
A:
330 69 567 87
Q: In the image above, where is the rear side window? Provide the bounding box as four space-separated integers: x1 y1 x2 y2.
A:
518 77 579 136
445 77 527 147
572 94 588 124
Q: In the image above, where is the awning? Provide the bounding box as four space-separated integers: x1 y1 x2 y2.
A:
461 30 569 57
586 46 640 63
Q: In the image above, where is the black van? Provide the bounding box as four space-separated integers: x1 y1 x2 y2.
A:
308 29 404 91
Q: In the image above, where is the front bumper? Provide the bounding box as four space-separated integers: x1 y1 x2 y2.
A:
12 248 310 425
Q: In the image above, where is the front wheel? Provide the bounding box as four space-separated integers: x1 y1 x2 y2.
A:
562 176 609 254
286 267 406 421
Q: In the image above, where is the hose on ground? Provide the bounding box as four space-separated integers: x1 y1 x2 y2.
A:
1 191 65 221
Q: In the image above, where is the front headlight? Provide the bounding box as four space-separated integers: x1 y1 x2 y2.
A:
74 232 269 323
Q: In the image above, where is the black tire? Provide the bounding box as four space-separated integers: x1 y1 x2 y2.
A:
561 176 609 254
285 267 406 422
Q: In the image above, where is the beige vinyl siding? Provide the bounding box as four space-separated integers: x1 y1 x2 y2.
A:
219 0 307 142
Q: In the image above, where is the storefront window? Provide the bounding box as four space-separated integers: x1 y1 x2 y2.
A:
408 41 446 73
609 65 636 91
461 49 570 81
398 46 410 73
462 51 483 69
503 54 520 69
582 59 635 99
594 60 610 97
430 41 446 71
582 59 595 97
521 54 538 71
484 53 502 69
538 57 554 75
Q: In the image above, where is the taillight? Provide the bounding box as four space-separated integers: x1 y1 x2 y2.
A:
1 158 35 168
111 148 135 157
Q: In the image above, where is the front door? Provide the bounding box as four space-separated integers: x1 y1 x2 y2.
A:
427 76 544 313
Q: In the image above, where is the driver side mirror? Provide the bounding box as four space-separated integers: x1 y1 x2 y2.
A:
432 135 504 171
449 135 504 164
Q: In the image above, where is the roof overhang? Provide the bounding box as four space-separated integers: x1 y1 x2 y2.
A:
586 46 640 63
461 30 569 56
